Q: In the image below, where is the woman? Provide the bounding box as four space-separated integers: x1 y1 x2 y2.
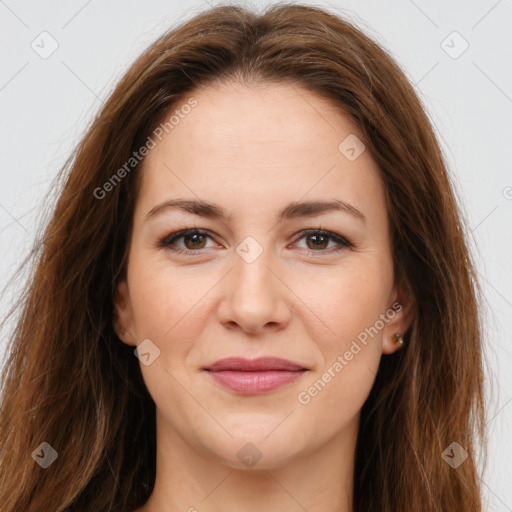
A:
0 3 487 511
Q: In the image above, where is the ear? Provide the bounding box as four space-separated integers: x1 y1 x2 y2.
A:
113 279 137 347
381 279 415 355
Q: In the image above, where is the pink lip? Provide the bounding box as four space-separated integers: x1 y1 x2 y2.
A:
203 357 308 395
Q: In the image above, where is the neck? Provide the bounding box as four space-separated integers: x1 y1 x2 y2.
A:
137 411 358 512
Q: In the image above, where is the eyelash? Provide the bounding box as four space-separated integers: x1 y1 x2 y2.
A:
156 227 353 257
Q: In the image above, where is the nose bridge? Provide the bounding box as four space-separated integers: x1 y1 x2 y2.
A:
219 234 290 332
233 234 278 298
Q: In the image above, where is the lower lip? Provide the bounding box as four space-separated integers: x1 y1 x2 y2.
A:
205 370 307 394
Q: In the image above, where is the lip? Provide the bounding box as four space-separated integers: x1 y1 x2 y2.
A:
203 357 309 395
204 357 307 372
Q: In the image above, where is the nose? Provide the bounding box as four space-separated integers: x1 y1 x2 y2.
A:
216 244 292 334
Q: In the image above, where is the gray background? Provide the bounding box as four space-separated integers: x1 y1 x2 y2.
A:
1 0 511 509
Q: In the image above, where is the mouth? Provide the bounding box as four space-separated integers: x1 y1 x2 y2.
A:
202 357 309 395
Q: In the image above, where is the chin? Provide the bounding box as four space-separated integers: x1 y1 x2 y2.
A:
201 427 307 471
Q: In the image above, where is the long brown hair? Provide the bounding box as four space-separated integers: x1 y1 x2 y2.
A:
0 3 487 510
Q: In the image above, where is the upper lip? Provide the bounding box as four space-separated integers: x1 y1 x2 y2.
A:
203 357 308 372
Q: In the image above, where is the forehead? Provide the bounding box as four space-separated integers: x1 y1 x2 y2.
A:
135 82 385 224
145 82 366 169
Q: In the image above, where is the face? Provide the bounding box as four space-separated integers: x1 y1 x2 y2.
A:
114 82 412 470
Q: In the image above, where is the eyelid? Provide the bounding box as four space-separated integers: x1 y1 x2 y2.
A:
157 228 215 252
292 228 353 250
157 227 353 255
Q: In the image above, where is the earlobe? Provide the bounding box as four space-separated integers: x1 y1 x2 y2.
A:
381 281 415 355
382 331 406 355
112 280 136 346
392 333 404 345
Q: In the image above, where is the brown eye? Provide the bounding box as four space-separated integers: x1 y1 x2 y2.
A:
182 232 207 250
158 229 214 255
294 229 353 255
305 233 329 250
158 228 353 257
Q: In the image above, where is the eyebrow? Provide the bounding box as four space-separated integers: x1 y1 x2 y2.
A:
145 198 366 223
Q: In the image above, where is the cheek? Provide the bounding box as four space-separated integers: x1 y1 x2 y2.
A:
128 256 210 340
293 256 393 350
127 262 212 425
292 259 391 408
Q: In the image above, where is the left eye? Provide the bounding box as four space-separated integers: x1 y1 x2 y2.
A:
157 228 353 256
294 229 353 253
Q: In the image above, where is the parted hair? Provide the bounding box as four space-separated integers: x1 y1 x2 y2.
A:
0 3 487 511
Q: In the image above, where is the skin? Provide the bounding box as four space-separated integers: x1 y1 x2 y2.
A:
114 81 414 512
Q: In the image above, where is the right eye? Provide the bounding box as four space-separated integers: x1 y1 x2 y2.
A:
157 228 217 255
